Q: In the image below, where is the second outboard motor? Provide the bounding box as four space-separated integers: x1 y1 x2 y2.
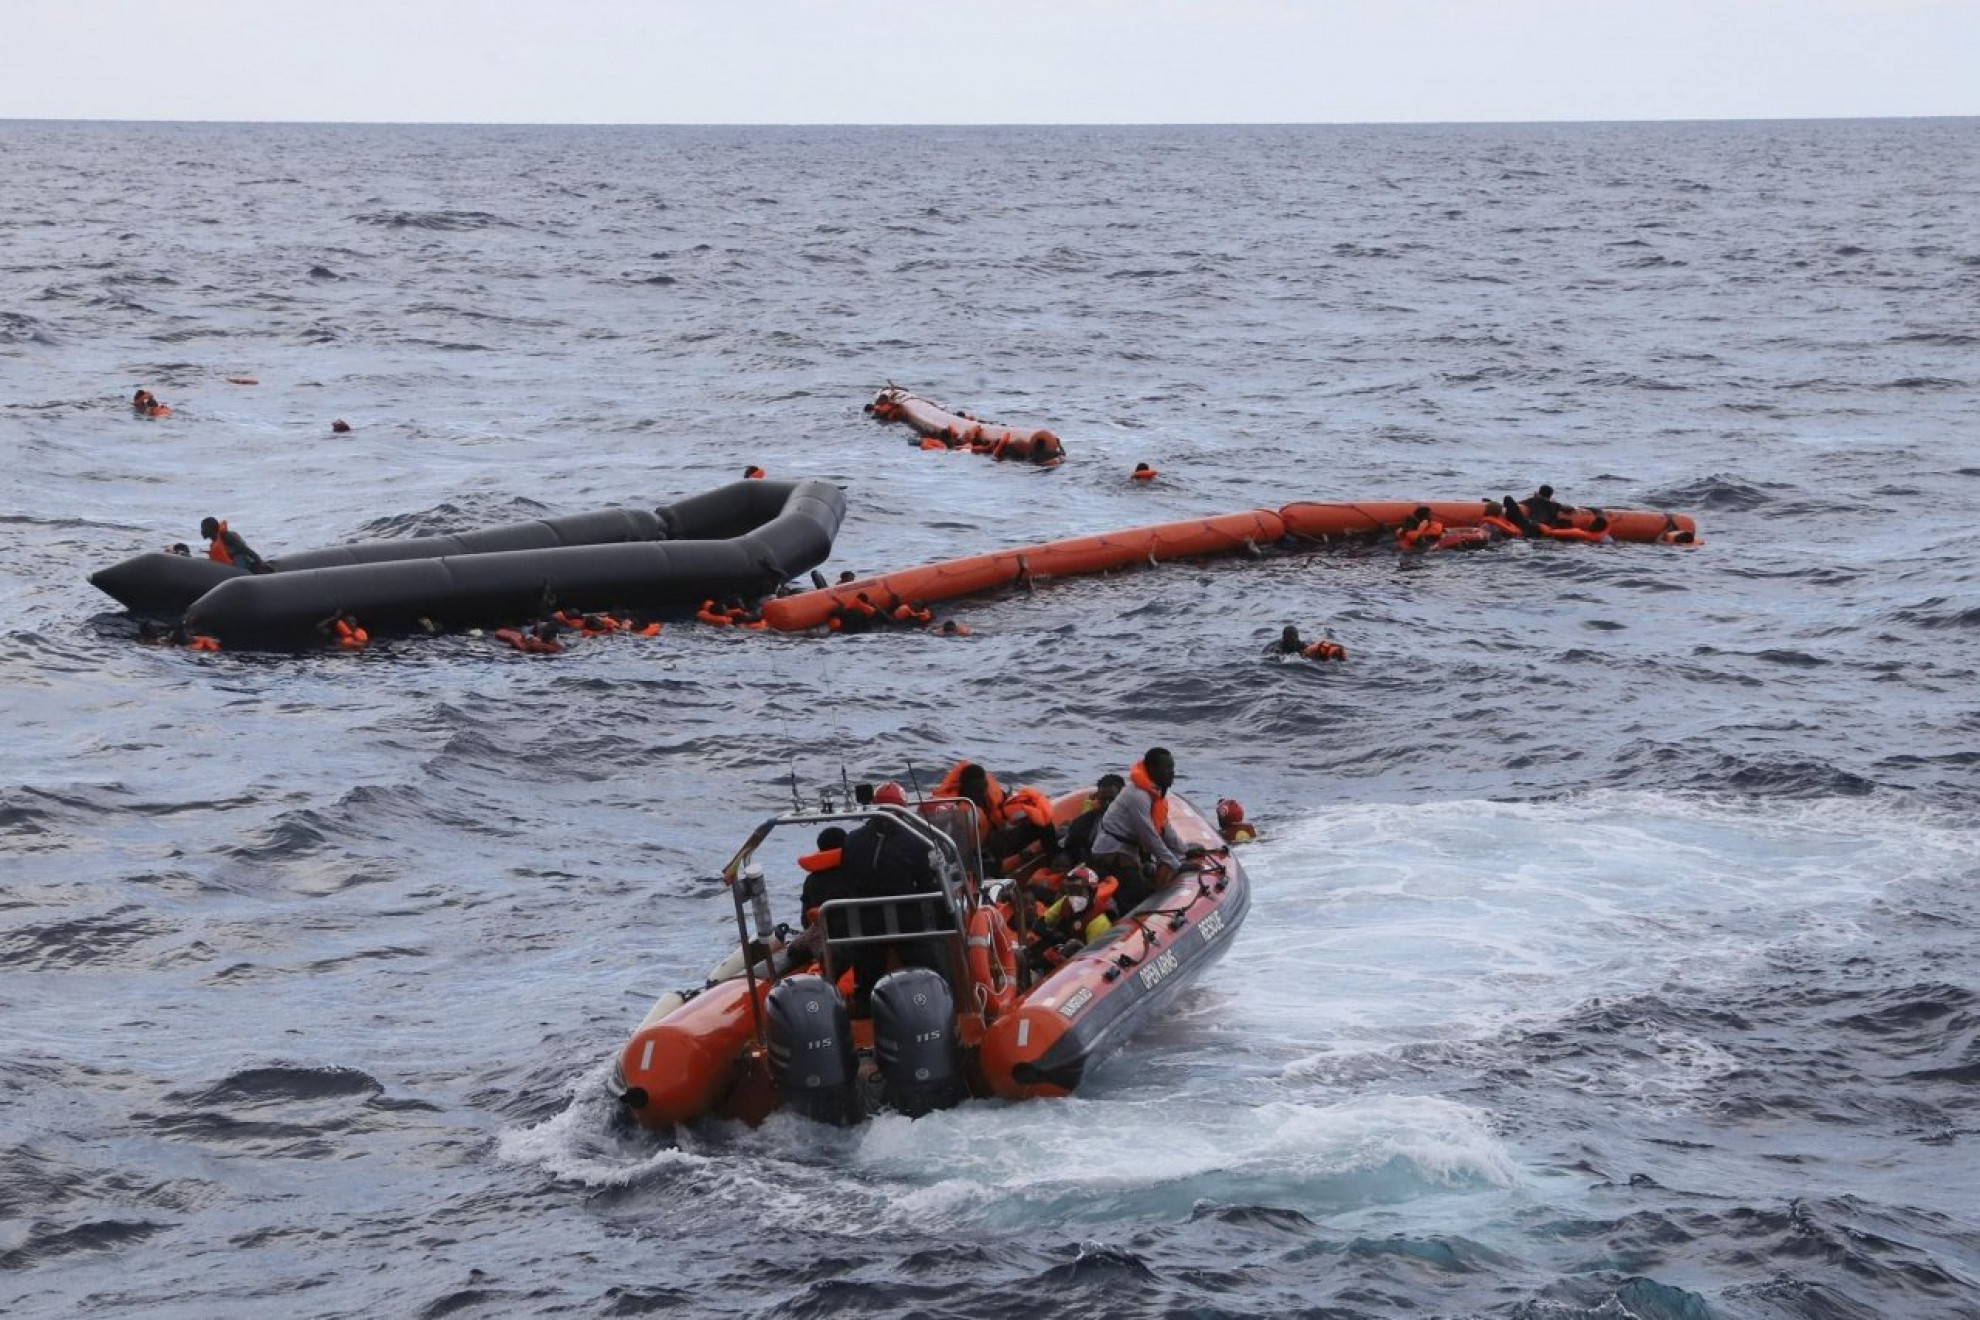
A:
870 967 966 1117
764 974 861 1125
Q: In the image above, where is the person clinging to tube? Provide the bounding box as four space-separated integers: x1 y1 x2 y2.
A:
199 516 272 574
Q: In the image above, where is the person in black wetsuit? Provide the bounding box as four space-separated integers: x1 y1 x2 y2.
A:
832 783 945 1013
1521 485 1573 529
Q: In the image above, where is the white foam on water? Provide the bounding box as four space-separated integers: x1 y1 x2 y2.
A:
1219 790 1977 1066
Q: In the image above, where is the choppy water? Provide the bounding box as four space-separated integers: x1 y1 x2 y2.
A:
3 118 1978 1318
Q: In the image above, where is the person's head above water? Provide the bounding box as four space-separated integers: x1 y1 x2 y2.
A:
198 516 220 540
1143 747 1175 790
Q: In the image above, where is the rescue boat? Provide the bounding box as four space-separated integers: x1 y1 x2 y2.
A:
611 786 1249 1129
866 387 1066 466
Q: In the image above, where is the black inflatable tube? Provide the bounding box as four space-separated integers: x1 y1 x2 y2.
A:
125 479 843 649
89 507 671 618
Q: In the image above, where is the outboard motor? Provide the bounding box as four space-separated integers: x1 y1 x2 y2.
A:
870 966 965 1117
764 974 861 1125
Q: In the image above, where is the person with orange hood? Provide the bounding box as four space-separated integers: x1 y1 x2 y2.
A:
1088 747 1190 914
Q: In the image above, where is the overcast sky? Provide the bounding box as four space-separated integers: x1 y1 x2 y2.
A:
4 0 1974 125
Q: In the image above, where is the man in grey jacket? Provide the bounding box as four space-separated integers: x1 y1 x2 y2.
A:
1088 747 1188 914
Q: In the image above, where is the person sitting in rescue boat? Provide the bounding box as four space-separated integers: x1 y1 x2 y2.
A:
1028 864 1118 971
1089 747 1196 914
787 825 850 968
1056 773 1124 868
199 516 273 574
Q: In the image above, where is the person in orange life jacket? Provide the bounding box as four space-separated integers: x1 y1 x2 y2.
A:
1089 747 1200 914
317 612 368 650
1478 499 1527 540
785 825 850 966
1217 798 1258 845
1522 484 1573 528
937 619 971 637
833 782 943 1013
934 761 1008 843
1544 510 1613 544
1658 514 1698 546
199 516 272 574
132 388 168 416
1131 462 1157 482
1495 494 1540 537
1055 773 1124 868
1396 505 1443 553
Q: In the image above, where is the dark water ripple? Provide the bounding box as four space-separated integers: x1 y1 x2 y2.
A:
4 117 1980 1317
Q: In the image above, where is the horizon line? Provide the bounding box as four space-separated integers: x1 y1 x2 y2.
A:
3 112 1975 130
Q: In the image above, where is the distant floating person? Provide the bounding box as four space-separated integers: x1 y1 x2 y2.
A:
132 388 171 418
1131 463 1158 482
331 419 351 434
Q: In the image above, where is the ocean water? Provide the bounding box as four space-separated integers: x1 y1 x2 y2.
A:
2 118 1978 1318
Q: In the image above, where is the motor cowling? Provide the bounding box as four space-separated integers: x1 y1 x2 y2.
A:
764 974 861 1125
869 966 966 1117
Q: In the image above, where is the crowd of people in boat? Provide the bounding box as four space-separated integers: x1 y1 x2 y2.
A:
781 749 1258 1014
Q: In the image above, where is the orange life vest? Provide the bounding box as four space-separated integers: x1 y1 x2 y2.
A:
933 761 1007 839
1302 639 1346 661
1398 518 1444 550
1131 464 1157 481
186 634 221 652
207 521 234 565
1481 515 1524 537
332 619 368 650
1128 760 1170 834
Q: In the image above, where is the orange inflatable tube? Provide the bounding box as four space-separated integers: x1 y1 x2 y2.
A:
762 510 1287 631
867 388 1066 465
764 501 1698 632
618 976 763 1129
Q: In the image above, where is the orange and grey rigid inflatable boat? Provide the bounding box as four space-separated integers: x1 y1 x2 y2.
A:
611 787 1248 1128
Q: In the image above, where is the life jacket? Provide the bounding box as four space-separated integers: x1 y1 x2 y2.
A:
891 602 933 626
798 847 844 923
495 628 562 654
1131 464 1157 482
1301 639 1346 661
1039 876 1118 946
1128 760 1169 834
636 621 662 636
695 599 732 626
1480 515 1525 537
186 634 221 652
932 761 1007 839
332 618 368 650
743 466 765 479
1220 822 1258 844
1001 785 1054 830
918 437 948 451
1397 518 1444 550
1544 525 1610 544
207 521 234 565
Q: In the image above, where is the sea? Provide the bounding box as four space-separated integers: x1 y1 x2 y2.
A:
2 118 1977 1319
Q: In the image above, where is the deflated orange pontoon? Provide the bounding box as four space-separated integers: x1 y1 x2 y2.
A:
867 387 1066 465
763 501 1698 632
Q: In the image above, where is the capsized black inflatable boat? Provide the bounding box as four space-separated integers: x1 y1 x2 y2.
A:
89 479 846 650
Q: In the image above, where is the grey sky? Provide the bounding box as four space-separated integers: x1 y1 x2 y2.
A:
4 0 1974 124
